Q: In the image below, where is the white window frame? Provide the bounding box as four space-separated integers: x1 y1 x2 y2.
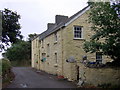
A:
73 26 83 39
96 52 102 63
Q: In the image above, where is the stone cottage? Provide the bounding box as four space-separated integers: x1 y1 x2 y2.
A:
31 6 120 86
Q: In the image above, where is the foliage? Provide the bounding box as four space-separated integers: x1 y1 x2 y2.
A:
5 40 31 61
1 58 11 77
1 8 23 52
0 60 2 75
10 60 31 67
84 2 120 65
28 33 38 41
97 83 120 88
1 58 15 87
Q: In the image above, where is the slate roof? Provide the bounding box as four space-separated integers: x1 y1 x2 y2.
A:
39 22 65 40
32 5 90 41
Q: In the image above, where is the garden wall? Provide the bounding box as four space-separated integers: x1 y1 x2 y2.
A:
79 64 120 87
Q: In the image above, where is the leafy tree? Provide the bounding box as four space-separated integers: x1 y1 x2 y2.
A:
0 8 23 52
28 33 38 41
84 2 120 65
5 40 31 61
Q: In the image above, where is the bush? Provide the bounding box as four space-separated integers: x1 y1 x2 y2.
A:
1 58 13 84
2 58 11 76
0 60 2 75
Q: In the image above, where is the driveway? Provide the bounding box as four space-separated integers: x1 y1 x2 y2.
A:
6 67 77 88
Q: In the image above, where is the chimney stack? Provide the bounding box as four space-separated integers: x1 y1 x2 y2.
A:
47 23 55 30
55 15 68 25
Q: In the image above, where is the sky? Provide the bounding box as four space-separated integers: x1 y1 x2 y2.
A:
0 0 89 58
0 0 88 40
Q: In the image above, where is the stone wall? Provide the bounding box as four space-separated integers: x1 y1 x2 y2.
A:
61 9 112 81
31 36 40 69
79 63 120 86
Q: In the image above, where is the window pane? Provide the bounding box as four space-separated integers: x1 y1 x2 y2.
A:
55 53 57 63
74 27 77 30
77 27 80 30
96 52 102 63
74 26 82 38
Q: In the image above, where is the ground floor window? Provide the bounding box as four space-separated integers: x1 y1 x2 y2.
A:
41 53 46 62
96 52 102 63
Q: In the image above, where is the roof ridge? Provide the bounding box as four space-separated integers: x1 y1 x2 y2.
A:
32 5 90 41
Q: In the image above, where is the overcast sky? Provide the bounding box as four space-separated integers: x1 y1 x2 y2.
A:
0 0 88 40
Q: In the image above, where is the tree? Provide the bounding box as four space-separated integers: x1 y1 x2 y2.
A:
5 40 31 61
0 8 23 52
28 33 38 41
84 2 120 65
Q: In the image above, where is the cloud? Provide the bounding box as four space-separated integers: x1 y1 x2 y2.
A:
0 0 34 3
0 0 88 38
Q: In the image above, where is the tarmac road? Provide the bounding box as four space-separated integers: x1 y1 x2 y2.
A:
6 67 77 88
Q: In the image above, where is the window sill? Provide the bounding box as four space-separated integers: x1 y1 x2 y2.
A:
54 41 57 44
54 64 58 67
73 38 85 41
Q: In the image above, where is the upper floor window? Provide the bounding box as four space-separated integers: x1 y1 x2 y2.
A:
41 39 44 48
55 53 58 63
54 32 57 42
74 26 83 39
47 44 50 56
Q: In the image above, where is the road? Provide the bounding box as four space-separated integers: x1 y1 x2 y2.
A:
6 67 77 88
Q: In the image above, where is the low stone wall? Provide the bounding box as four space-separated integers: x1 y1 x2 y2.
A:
79 64 120 86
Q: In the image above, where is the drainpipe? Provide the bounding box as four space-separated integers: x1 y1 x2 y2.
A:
61 28 64 76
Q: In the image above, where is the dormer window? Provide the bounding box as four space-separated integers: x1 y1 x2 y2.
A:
74 26 83 39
